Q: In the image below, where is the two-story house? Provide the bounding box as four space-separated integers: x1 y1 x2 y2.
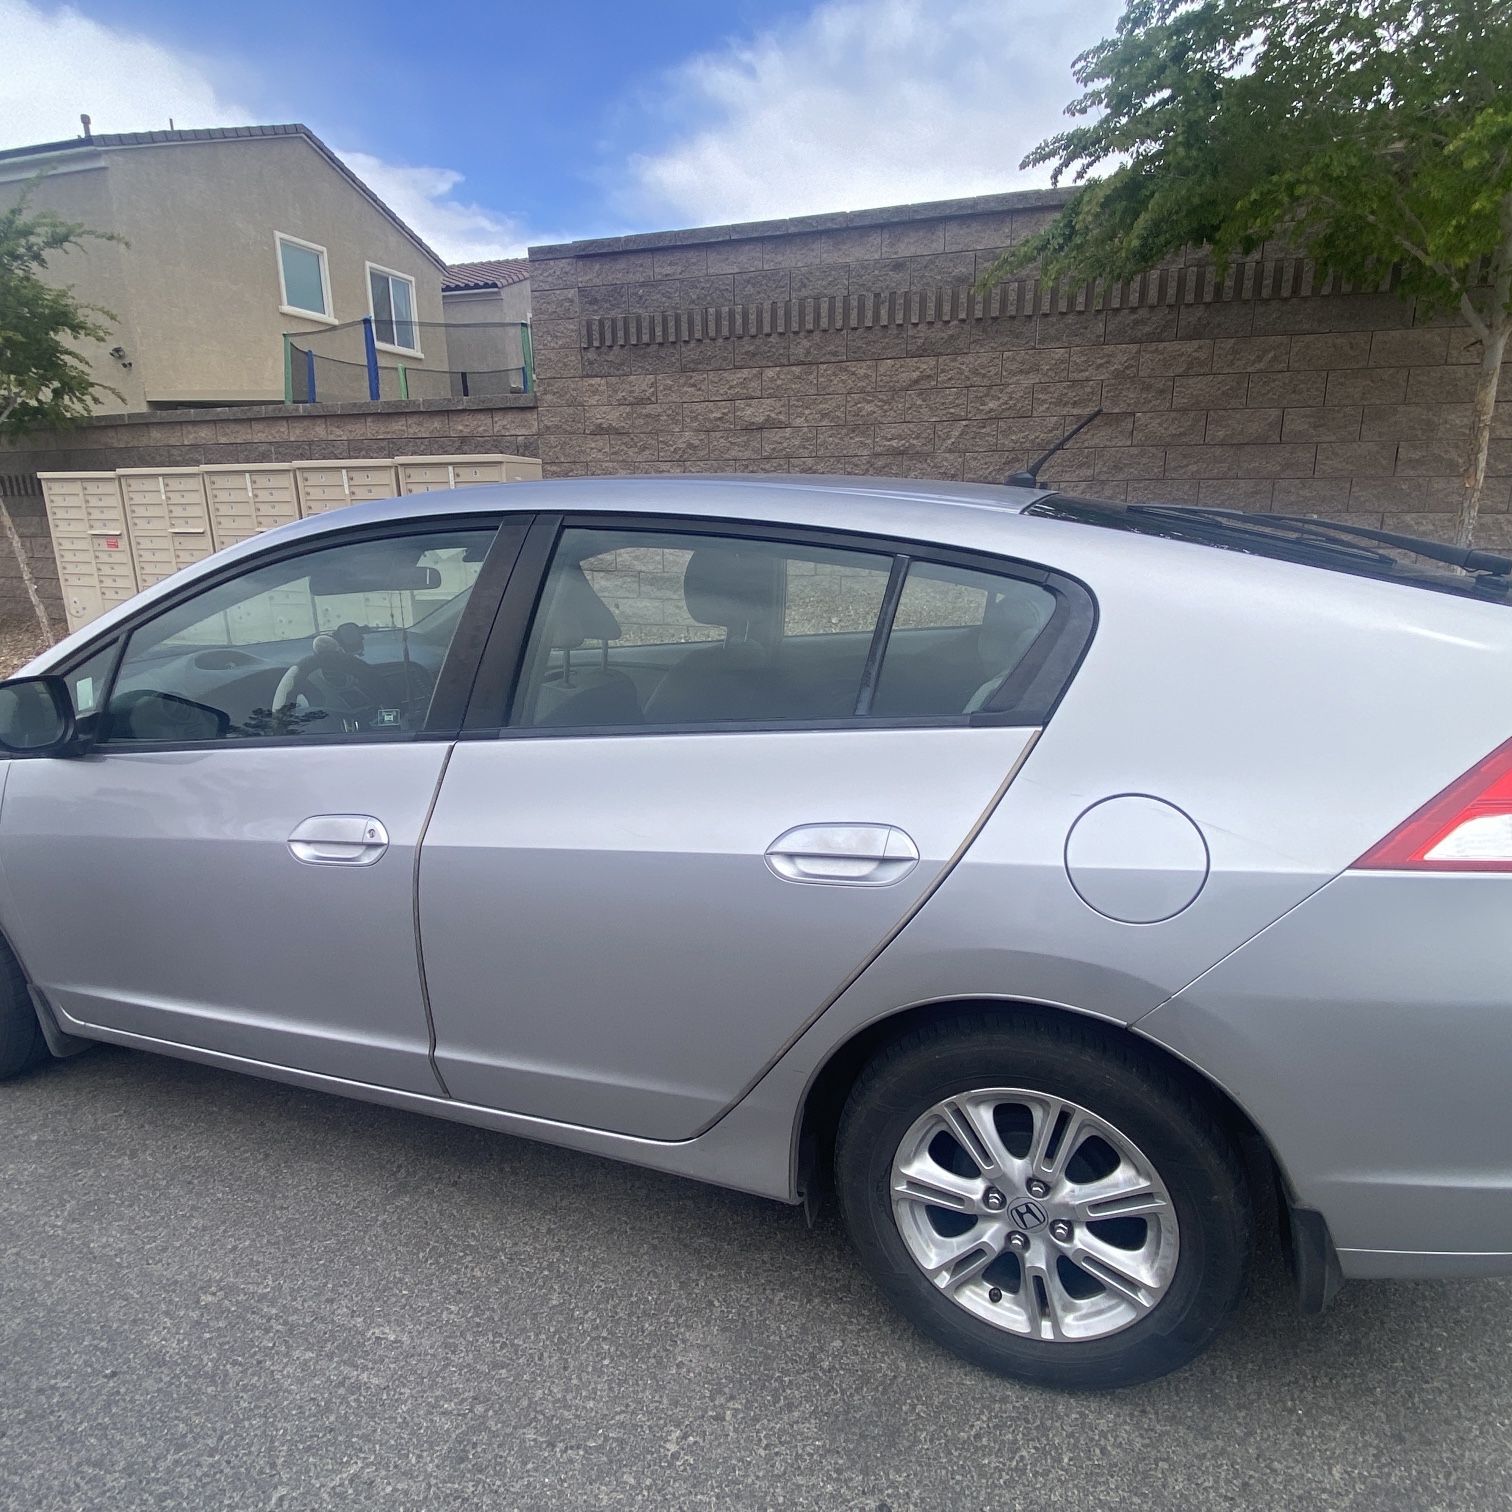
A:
0 123 450 411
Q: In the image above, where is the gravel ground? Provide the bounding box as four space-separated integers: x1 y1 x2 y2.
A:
0 618 51 677
3 1045 1511 1511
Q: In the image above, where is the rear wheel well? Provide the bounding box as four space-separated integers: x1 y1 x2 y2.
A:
798 997 1281 1229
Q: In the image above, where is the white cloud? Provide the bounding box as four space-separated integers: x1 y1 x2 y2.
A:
620 0 1125 227
0 0 257 143
334 152 535 262
0 0 531 262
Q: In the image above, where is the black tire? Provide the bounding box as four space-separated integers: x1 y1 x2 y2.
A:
0 938 47 1080
835 1011 1251 1390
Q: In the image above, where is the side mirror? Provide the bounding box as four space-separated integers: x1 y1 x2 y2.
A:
0 675 76 757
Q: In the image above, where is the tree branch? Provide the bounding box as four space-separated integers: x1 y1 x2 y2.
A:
1391 189 1466 291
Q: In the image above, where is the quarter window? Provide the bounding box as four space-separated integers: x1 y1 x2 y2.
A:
99 527 496 745
277 234 330 318
369 265 419 352
873 562 1055 717
64 641 118 722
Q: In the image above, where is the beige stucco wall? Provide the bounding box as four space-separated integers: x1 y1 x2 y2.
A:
0 155 145 411
2 135 448 412
441 281 531 391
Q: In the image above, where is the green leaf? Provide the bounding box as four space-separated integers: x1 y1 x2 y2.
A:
980 0 1512 322
0 176 126 436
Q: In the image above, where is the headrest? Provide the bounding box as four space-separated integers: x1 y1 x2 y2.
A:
978 588 1053 671
549 564 622 647
683 548 776 629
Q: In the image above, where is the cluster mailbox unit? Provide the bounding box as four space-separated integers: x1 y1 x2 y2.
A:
39 453 540 633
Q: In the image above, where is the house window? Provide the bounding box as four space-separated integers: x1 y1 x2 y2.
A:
368 264 419 353
276 234 331 319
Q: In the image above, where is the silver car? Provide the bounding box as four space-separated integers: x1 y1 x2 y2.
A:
3 476 1511 1389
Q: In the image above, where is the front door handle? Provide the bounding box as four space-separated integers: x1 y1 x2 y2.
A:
765 824 919 886
288 814 389 867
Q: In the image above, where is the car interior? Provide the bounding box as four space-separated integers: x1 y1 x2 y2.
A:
515 533 1057 729
85 525 1056 743
101 532 495 742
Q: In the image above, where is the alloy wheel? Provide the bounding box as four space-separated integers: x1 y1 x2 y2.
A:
890 1087 1180 1342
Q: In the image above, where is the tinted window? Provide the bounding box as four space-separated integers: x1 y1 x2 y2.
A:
873 563 1055 717
1029 495 1512 604
512 528 893 729
101 527 495 744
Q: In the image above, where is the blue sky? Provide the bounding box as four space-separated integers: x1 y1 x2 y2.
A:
0 0 1123 261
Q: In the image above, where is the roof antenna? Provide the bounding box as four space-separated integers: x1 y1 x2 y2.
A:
80 113 92 141
1006 407 1103 489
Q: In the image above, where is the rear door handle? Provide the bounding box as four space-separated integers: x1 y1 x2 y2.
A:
288 814 390 867
765 823 919 886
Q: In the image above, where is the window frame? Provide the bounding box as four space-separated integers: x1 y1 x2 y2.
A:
50 513 531 756
459 513 1096 741
365 261 422 357
274 232 336 324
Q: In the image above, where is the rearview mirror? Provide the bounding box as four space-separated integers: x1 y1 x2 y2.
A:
307 565 442 594
0 675 76 756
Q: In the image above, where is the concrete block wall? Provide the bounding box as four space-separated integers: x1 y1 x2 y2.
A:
0 479 66 635
0 395 539 632
526 189 1510 545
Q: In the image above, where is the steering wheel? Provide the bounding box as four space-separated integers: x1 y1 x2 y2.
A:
272 634 390 729
392 658 435 706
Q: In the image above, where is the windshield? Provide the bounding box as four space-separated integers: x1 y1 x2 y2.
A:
1028 496 1512 604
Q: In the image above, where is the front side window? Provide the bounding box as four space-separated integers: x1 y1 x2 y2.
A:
100 526 496 744
369 265 419 352
277 234 330 317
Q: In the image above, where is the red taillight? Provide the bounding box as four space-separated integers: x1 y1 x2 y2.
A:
1355 736 1512 872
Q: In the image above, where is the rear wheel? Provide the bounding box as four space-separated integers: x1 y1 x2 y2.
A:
835 1013 1251 1389
0 940 47 1080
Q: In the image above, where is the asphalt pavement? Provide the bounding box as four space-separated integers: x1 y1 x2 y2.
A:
3 1045 1510 1511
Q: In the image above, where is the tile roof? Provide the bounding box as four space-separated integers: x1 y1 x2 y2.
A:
443 258 531 292
0 124 445 268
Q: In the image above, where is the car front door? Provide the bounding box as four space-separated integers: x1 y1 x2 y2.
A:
418 514 1088 1140
0 515 518 1092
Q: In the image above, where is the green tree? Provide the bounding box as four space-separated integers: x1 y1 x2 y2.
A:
0 180 121 638
981 0 1512 547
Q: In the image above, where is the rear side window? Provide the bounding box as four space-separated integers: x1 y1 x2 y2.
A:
512 529 895 728
507 525 1085 733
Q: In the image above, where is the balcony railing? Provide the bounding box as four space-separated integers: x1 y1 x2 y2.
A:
282 316 534 404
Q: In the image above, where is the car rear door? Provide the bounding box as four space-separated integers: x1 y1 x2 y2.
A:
0 515 523 1092
418 513 1091 1140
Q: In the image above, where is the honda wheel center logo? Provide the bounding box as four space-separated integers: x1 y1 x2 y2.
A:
1011 1198 1049 1232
